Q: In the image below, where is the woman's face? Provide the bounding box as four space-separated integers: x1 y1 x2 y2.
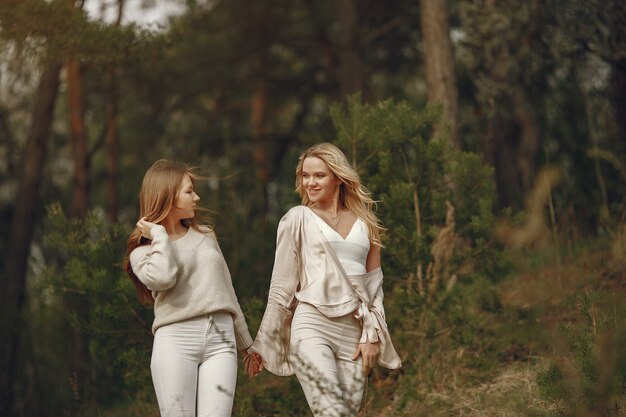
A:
170 174 199 219
302 156 341 205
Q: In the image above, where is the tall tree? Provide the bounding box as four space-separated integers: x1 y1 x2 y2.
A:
420 0 459 146
67 58 90 218
337 0 367 98
65 0 94 404
105 0 125 223
1 63 61 417
459 0 549 208
105 66 119 222
251 56 270 187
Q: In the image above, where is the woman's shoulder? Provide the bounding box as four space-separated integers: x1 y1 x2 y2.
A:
285 204 309 216
281 205 308 223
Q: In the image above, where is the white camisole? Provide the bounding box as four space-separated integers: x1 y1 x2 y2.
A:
311 213 370 275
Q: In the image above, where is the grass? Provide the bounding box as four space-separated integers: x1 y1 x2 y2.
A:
364 233 625 417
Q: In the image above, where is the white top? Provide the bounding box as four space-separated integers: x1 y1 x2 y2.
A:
129 225 253 348
311 213 369 275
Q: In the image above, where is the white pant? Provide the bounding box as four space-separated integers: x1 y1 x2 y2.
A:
151 312 238 417
290 302 365 417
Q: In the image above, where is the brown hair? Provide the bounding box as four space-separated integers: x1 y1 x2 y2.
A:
123 159 208 304
295 143 385 246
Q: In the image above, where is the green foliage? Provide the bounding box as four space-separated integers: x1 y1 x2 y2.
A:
328 95 519 412
0 0 163 65
330 94 503 287
458 0 626 224
36 203 154 413
537 291 626 416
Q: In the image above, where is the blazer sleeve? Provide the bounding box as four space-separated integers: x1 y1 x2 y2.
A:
249 211 301 376
369 286 402 369
352 268 402 369
129 225 178 292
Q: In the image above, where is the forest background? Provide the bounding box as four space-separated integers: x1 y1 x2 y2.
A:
0 0 625 416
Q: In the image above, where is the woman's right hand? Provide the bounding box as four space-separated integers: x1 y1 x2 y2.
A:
136 217 159 240
243 352 264 377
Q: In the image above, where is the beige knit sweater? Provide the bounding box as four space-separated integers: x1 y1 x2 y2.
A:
129 225 253 349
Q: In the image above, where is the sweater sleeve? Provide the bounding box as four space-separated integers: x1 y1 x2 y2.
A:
211 233 254 349
129 225 178 292
249 211 301 376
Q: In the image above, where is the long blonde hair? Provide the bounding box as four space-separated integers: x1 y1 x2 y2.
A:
123 159 207 304
295 143 385 247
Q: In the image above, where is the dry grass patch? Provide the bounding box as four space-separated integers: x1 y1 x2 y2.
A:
374 361 553 417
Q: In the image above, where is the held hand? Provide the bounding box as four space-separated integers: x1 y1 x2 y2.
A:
136 217 159 240
352 342 380 376
243 351 264 377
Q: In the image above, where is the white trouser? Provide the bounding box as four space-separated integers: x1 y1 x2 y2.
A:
290 302 365 417
151 312 238 417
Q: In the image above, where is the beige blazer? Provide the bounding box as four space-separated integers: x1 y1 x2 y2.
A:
250 205 401 376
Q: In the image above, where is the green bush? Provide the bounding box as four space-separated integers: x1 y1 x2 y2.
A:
36 203 155 413
328 95 513 411
330 95 505 293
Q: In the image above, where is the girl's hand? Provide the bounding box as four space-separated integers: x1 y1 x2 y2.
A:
136 217 159 240
352 341 380 375
243 351 264 377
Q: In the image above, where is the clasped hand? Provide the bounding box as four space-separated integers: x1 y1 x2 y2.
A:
242 342 379 378
243 351 263 377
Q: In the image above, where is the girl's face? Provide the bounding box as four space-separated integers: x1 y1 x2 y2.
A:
302 156 341 205
170 174 199 220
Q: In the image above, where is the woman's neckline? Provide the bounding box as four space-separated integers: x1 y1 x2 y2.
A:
304 206 360 241
169 226 192 242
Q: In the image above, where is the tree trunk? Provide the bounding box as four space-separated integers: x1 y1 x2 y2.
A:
613 67 626 148
105 67 119 223
251 71 269 185
493 122 524 208
477 0 527 209
105 0 124 223
66 55 95 407
512 86 540 190
1 63 61 417
250 54 270 220
67 59 89 218
420 0 460 146
337 0 367 98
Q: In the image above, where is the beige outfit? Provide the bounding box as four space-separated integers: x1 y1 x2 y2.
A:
130 225 252 417
250 205 401 376
129 224 253 348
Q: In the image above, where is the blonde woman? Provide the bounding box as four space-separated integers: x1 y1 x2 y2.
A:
123 159 254 417
248 143 401 417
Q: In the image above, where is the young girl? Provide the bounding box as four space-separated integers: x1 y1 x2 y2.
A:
248 143 401 417
124 159 254 417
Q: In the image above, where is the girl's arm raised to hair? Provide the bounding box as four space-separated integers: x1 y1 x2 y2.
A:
129 223 178 292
